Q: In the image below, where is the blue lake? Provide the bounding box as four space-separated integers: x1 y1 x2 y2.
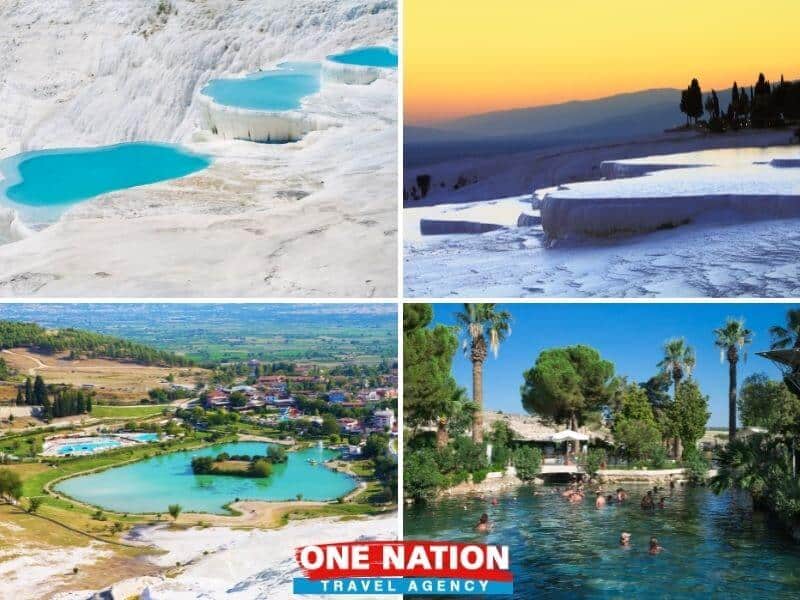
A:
328 46 397 68
0 142 210 210
54 442 356 514
202 63 320 111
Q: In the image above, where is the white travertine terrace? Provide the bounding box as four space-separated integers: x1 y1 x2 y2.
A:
541 147 800 240
321 58 386 85
198 94 334 143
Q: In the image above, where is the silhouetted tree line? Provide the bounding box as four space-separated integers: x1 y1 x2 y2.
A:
0 321 192 367
17 375 93 420
680 73 800 132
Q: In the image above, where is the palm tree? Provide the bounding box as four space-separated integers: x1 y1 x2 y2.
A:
709 435 771 504
769 309 800 350
657 338 696 458
714 318 753 441
436 388 469 448
454 304 511 444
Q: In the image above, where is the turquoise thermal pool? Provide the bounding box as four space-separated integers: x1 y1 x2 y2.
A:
0 142 210 224
201 63 321 111
54 442 357 514
327 46 398 69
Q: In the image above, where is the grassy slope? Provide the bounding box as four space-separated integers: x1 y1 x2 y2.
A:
90 404 166 418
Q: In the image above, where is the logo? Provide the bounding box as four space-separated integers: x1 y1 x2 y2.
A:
293 541 513 595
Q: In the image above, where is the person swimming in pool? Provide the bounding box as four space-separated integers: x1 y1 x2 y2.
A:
658 497 666 509
568 489 584 503
595 491 606 508
616 488 628 502
649 537 663 554
619 532 631 547
641 491 655 510
476 513 491 533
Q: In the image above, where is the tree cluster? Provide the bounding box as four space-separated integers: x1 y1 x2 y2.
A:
680 73 800 132
0 321 191 367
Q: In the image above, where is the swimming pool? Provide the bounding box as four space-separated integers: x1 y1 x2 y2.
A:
0 142 210 226
405 484 800 597
54 441 356 514
121 432 160 442
46 432 160 456
55 437 123 456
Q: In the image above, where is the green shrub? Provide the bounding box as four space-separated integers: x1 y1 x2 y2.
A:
582 448 606 477
404 448 446 502
248 459 272 478
471 468 489 484
267 445 287 463
649 445 669 469
450 436 488 473
682 446 709 485
513 446 543 482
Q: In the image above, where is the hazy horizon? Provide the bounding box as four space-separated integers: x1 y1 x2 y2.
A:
408 76 800 128
406 1 800 126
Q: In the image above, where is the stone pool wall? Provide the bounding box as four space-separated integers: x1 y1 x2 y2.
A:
321 59 385 85
199 97 334 143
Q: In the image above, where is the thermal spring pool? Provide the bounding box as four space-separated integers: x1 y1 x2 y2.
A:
0 142 210 229
323 46 397 85
54 442 356 514
201 63 321 112
405 485 800 598
200 63 324 142
327 47 398 69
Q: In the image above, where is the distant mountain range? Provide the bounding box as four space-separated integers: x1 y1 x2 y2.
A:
406 88 733 167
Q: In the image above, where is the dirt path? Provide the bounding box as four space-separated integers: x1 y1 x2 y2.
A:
2 349 47 374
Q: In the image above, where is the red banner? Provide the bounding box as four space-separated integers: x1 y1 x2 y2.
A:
295 541 513 582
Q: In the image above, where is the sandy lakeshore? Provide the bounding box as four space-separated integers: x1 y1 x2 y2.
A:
0 0 397 297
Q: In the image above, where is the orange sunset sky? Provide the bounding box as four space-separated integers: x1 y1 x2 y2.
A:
404 1 800 125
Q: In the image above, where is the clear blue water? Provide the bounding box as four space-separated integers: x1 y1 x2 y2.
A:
57 437 123 455
202 63 320 111
55 433 158 455
0 143 210 210
328 46 398 68
405 485 800 598
54 441 356 514
124 432 159 442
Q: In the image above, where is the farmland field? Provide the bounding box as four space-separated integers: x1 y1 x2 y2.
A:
0 305 397 364
0 348 206 403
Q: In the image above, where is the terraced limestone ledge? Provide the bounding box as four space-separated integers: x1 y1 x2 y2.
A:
198 94 333 143
540 192 800 240
321 58 388 85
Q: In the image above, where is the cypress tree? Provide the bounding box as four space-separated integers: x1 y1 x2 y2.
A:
33 375 47 406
